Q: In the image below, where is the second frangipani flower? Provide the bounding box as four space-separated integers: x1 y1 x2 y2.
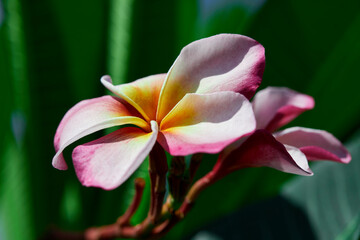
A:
216 87 351 178
52 34 265 190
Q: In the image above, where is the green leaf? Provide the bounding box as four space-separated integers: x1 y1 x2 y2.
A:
0 0 34 239
194 0 265 37
281 129 360 239
16 0 109 234
1 0 110 235
49 0 108 99
106 0 134 85
0 138 35 240
301 12 360 139
245 0 360 139
175 0 198 50
127 0 177 81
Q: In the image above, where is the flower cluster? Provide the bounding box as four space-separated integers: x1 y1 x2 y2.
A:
52 34 350 239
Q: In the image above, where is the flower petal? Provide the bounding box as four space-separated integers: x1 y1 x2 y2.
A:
274 127 351 163
101 74 166 121
218 130 313 176
72 121 158 190
252 87 314 132
53 96 148 170
158 91 256 156
157 34 265 121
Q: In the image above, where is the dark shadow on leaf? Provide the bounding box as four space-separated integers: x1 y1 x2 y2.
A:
185 196 316 240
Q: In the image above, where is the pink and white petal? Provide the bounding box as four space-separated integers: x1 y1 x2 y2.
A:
218 130 313 176
72 121 158 190
220 135 250 161
274 127 351 163
101 74 166 121
158 91 256 156
252 87 314 132
157 34 265 121
53 96 148 170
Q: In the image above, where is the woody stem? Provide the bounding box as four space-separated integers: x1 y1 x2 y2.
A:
147 142 168 225
117 178 146 226
168 156 186 202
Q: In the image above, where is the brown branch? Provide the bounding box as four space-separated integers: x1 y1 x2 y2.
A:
117 178 146 226
41 227 85 240
42 149 213 240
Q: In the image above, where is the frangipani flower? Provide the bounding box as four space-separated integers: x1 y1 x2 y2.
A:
216 87 351 178
52 34 265 190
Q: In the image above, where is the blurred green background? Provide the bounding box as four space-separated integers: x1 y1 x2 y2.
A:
1 0 360 239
